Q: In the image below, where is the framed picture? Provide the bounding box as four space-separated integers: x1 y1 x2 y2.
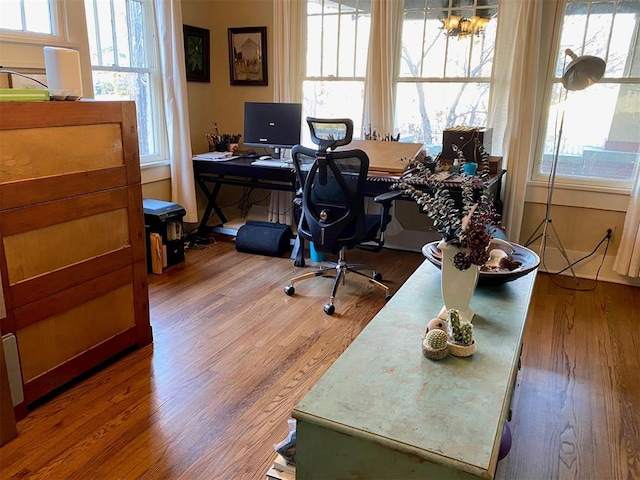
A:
183 25 210 82
228 26 268 86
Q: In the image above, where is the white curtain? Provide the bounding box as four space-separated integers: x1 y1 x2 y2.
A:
269 0 305 226
363 0 404 137
613 166 640 277
488 0 563 242
155 0 198 224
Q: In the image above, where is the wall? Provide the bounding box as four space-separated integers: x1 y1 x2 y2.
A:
182 0 273 155
182 0 275 223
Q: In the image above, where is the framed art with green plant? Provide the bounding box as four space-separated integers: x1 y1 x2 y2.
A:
183 25 210 83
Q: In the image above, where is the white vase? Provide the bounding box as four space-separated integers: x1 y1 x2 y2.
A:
437 240 479 323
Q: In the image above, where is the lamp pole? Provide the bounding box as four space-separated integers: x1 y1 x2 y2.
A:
524 48 606 283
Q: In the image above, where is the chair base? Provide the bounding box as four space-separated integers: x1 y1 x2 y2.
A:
284 247 390 315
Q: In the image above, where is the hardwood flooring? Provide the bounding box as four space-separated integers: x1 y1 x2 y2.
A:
0 239 638 479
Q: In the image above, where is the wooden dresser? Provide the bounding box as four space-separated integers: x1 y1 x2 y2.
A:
0 100 152 417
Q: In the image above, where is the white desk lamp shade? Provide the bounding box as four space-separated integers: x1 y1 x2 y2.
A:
562 48 606 91
43 46 83 99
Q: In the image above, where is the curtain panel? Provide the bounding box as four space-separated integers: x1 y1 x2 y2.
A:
155 0 198 224
614 165 640 277
363 0 404 137
270 0 305 226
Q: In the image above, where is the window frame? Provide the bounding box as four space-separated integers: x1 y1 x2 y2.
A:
84 0 168 165
529 0 640 193
302 0 371 141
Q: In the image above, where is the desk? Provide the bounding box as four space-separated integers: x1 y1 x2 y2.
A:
292 261 537 479
193 156 505 235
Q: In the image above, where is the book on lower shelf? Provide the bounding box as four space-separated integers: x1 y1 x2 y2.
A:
265 454 295 479
265 467 295 480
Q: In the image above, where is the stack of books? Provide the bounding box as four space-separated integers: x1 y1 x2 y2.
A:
265 454 296 480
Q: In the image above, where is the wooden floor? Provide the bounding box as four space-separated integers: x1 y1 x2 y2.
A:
0 239 638 479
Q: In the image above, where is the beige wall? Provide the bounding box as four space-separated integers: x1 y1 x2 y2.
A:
182 0 274 156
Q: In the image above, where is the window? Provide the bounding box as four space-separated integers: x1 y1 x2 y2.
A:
0 0 55 35
535 0 640 188
304 0 371 141
303 0 498 154
397 0 498 156
84 0 165 162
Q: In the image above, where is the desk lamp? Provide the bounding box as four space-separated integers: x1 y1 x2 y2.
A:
525 49 606 282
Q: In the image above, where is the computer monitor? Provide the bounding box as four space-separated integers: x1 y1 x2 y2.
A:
243 102 302 159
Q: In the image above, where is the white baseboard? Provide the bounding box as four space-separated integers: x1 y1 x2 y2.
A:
535 245 640 287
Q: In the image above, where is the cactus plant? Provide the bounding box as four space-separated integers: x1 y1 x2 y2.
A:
447 308 477 357
422 328 449 360
448 309 474 346
426 329 448 350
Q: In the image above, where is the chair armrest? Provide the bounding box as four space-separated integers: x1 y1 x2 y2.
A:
373 190 402 204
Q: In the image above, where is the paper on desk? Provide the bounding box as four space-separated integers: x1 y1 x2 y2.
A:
193 151 238 161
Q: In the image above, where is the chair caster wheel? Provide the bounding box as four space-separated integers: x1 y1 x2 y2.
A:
284 285 295 296
323 303 335 315
374 272 383 282
294 258 305 268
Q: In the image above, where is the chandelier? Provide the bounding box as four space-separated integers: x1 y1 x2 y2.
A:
442 15 490 38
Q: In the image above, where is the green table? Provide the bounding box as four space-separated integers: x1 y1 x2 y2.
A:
293 260 537 479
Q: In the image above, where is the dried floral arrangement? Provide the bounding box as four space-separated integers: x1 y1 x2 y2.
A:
395 140 503 271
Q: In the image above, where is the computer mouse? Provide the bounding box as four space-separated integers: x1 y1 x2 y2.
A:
259 155 272 160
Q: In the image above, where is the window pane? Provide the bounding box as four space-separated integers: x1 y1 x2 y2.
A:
303 80 365 142
96 0 115 66
0 1 22 31
395 82 490 155
306 0 371 78
24 0 52 34
0 0 53 34
92 70 155 157
540 83 640 181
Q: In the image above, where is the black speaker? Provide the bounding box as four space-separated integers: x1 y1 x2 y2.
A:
235 221 293 257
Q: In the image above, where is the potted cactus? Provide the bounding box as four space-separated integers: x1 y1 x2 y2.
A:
447 309 477 357
422 328 449 360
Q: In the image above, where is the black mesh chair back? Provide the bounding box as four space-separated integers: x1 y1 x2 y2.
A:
285 117 398 315
292 145 373 255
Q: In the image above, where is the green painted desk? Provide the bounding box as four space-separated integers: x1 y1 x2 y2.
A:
292 260 537 479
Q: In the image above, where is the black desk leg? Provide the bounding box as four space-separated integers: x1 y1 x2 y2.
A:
196 176 228 234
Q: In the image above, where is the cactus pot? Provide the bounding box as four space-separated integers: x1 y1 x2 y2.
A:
447 339 477 357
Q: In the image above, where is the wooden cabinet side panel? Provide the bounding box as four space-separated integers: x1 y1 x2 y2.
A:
0 167 128 210
16 282 136 383
3 207 131 285
0 124 125 183
0 101 131 129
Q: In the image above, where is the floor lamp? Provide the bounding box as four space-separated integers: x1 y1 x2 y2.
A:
525 48 606 282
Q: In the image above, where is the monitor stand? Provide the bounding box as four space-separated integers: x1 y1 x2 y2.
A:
271 147 289 160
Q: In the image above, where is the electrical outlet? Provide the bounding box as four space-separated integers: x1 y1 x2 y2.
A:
606 226 616 240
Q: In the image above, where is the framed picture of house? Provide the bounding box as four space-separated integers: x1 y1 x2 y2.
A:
183 25 210 83
228 26 268 86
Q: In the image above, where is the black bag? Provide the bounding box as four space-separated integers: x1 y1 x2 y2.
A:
235 220 293 257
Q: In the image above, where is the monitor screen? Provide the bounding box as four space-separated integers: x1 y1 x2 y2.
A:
243 102 302 157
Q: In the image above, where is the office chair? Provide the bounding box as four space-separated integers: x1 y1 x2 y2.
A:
284 117 400 315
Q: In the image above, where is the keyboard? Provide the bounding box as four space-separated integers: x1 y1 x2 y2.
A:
251 159 293 168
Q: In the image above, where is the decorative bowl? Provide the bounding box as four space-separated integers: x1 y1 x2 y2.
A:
422 240 540 285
